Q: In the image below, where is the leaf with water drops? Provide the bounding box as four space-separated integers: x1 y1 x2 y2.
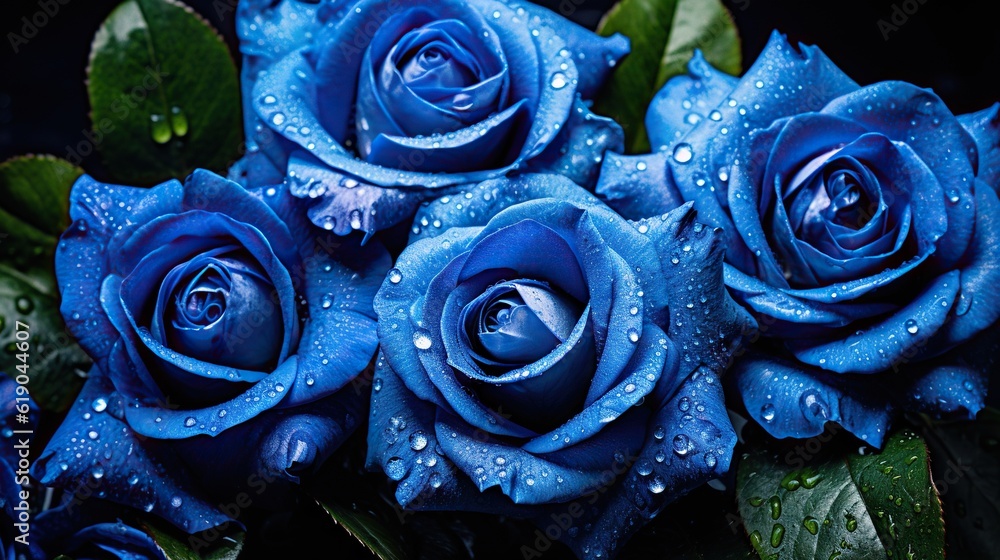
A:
0 155 82 269
737 427 943 560
318 499 408 560
918 408 1000 558
594 0 741 152
0 263 89 412
140 514 244 560
87 0 240 185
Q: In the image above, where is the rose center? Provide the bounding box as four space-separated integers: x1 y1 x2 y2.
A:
180 265 230 326
820 170 872 230
158 252 284 372
467 280 582 368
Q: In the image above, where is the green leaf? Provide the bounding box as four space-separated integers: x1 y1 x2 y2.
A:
319 499 409 560
0 156 89 412
0 155 82 268
141 516 244 560
919 408 1000 558
736 429 944 560
0 263 89 412
594 0 741 153
846 430 945 559
87 0 241 185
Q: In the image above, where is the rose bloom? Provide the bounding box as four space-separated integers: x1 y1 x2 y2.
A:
34 170 389 532
367 173 753 558
231 0 629 237
597 31 1000 446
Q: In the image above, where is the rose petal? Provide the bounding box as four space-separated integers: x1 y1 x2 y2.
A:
646 50 739 152
527 97 625 189
551 366 737 559
730 350 892 447
959 103 1000 189
31 372 234 534
595 151 684 221
787 270 960 374
57 176 184 365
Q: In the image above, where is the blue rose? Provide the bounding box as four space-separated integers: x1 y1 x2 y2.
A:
230 0 629 237
32 499 167 560
598 31 1000 446
32 170 390 533
366 174 753 558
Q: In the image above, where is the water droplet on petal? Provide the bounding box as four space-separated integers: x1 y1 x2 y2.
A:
409 431 428 451
627 328 640 343
905 319 919 335
648 475 666 494
672 143 693 164
91 398 108 413
388 268 403 284
550 72 568 89
413 331 432 350
385 457 407 480
672 434 691 456
761 403 775 423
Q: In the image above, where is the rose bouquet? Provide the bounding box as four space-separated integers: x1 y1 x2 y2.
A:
1 0 997 559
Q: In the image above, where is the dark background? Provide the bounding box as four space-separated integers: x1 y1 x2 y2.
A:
1 0 998 165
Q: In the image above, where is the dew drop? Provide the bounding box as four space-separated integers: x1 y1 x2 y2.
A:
678 397 690 412
15 297 33 314
171 496 183 508
409 431 428 451
150 114 172 144
413 331 432 350
761 403 776 422
627 328 640 343
672 143 693 164
184 417 196 427
905 319 919 335
92 398 108 413
388 268 403 284
672 434 691 456
769 495 781 520
550 72 569 89
170 106 189 137
648 475 666 494
770 523 785 547
385 457 407 480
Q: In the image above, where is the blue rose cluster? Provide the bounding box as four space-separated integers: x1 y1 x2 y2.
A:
22 1 998 559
